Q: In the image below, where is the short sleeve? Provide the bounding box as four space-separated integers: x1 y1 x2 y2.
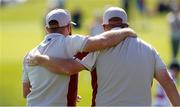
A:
77 51 99 71
22 54 30 83
65 35 88 56
153 48 166 72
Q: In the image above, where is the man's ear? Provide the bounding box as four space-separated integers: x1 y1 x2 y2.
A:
45 26 50 33
102 24 108 31
68 24 72 35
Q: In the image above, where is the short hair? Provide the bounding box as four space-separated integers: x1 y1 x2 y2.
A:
48 20 60 29
47 20 67 33
108 17 129 28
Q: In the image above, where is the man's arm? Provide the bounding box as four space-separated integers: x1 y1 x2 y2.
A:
22 54 31 98
29 55 85 75
154 69 180 106
23 82 31 98
83 28 136 52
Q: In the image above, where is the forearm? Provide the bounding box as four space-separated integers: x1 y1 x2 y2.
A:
161 79 180 106
83 28 136 52
155 69 180 106
36 55 85 75
36 55 70 75
100 28 134 48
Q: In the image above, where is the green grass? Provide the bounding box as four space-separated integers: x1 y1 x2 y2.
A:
0 61 26 105
0 0 180 106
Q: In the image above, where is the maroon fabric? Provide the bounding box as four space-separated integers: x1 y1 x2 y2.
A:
74 52 98 106
67 74 79 106
74 52 89 60
67 52 88 106
91 68 97 106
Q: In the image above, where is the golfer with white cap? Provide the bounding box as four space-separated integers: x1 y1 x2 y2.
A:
22 9 136 106
29 7 180 106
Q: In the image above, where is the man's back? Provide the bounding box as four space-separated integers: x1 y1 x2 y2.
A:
23 33 87 106
97 37 156 105
81 37 166 106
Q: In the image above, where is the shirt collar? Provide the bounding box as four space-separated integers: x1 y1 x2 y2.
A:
40 33 64 47
45 33 64 39
111 27 122 30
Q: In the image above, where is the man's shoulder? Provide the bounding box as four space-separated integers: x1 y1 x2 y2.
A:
64 34 87 44
131 37 153 49
116 37 155 54
26 45 41 59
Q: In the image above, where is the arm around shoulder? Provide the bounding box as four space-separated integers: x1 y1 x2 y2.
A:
82 28 136 52
31 55 86 75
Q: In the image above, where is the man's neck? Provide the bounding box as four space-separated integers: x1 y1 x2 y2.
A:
111 27 121 30
47 32 68 37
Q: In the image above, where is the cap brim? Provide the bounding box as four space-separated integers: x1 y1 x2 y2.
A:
71 21 77 25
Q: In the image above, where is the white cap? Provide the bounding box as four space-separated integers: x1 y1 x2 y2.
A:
103 7 128 25
46 9 76 28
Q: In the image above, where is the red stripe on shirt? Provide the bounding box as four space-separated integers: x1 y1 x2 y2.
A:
91 68 97 106
67 74 79 106
67 52 89 106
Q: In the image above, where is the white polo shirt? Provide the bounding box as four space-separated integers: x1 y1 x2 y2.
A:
79 28 166 106
22 33 87 106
